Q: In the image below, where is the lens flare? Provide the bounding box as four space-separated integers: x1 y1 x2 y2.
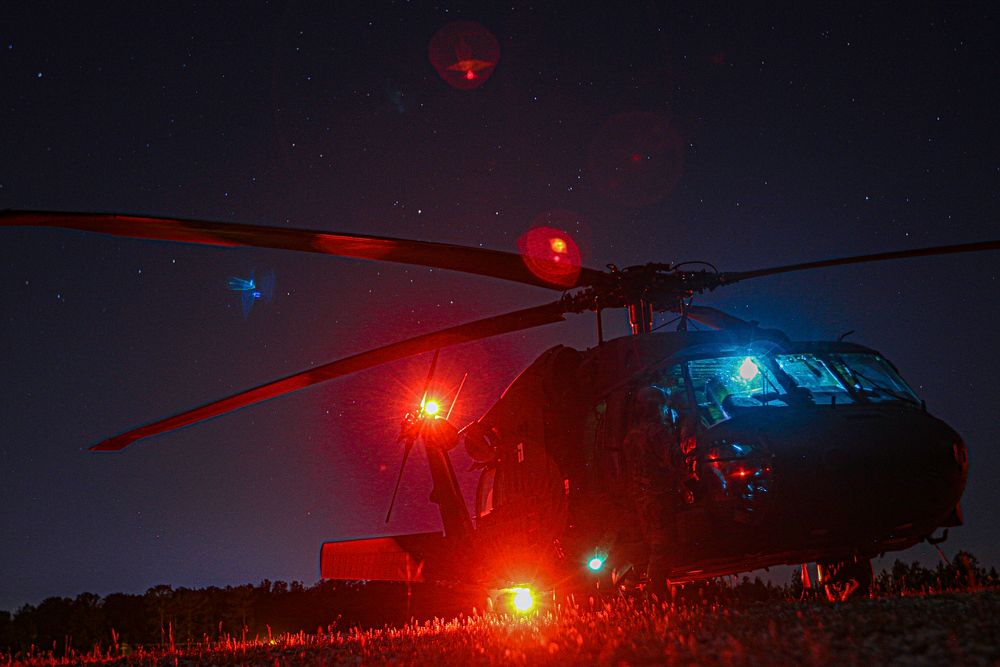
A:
587 112 684 207
517 226 582 287
511 587 534 613
428 21 499 91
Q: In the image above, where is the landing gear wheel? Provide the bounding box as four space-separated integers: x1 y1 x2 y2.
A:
817 557 874 602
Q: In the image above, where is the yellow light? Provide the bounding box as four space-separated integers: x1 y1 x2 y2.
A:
423 400 441 416
511 587 534 613
549 237 567 254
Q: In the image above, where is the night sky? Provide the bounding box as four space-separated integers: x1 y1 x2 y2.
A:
2 3 998 612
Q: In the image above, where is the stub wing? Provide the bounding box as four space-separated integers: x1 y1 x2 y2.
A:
320 531 456 583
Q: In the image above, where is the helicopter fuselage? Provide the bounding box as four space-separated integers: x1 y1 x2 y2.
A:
461 328 967 587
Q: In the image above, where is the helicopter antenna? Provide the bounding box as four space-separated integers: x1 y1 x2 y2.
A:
651 314 681 332
385 433 415 524
838 330 855 341
676 296 694 332
445 372 468 421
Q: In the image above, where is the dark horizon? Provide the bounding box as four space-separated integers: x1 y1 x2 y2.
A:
2 3 998 612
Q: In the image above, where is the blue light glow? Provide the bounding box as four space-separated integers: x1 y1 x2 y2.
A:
228 270 276 318
227 276 256 291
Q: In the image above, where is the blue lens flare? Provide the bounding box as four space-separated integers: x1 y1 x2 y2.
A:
228 270 276 318
227 276 255 291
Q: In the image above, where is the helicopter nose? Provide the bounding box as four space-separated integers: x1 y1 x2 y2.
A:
719 408 967 540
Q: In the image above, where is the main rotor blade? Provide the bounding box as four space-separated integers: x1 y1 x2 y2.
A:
1 210 605 290
719 239 1000 285
89 301 568 451
683 305 753 331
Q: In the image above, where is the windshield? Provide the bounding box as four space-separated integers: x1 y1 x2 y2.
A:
827 353 920 405
689 355 788 427
773 354 855 406
688 350 919 427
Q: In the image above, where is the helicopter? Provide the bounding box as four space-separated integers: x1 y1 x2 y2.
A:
3 209 997 604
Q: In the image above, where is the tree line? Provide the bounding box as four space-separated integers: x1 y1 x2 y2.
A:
0 578 468 657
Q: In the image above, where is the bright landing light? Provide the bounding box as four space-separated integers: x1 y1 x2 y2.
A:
588 556 605 571
739 357 759 381
511 587 534 613
423 399 441 416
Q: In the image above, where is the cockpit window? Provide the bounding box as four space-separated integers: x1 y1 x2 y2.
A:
774 354 855 406
828 353 920 405
688 356 788 427
685 350 920 427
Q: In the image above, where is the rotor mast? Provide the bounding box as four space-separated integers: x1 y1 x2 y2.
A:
627 299 655 335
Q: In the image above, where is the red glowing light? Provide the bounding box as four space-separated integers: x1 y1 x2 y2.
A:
517 226 582 288
429 21 499 91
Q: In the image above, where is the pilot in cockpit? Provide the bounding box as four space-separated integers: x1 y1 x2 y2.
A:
702 377 731 425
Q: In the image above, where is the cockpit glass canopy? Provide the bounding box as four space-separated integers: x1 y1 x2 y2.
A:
827 352 920 405
682 350 919 427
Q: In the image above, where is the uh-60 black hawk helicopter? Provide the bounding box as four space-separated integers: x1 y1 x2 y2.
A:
5 210 996 604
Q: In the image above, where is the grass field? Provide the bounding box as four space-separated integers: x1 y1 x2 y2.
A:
7 589 998 666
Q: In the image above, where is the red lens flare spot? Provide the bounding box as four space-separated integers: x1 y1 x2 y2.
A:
587 112 684 207
428 21 499 91
517 226 582 288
